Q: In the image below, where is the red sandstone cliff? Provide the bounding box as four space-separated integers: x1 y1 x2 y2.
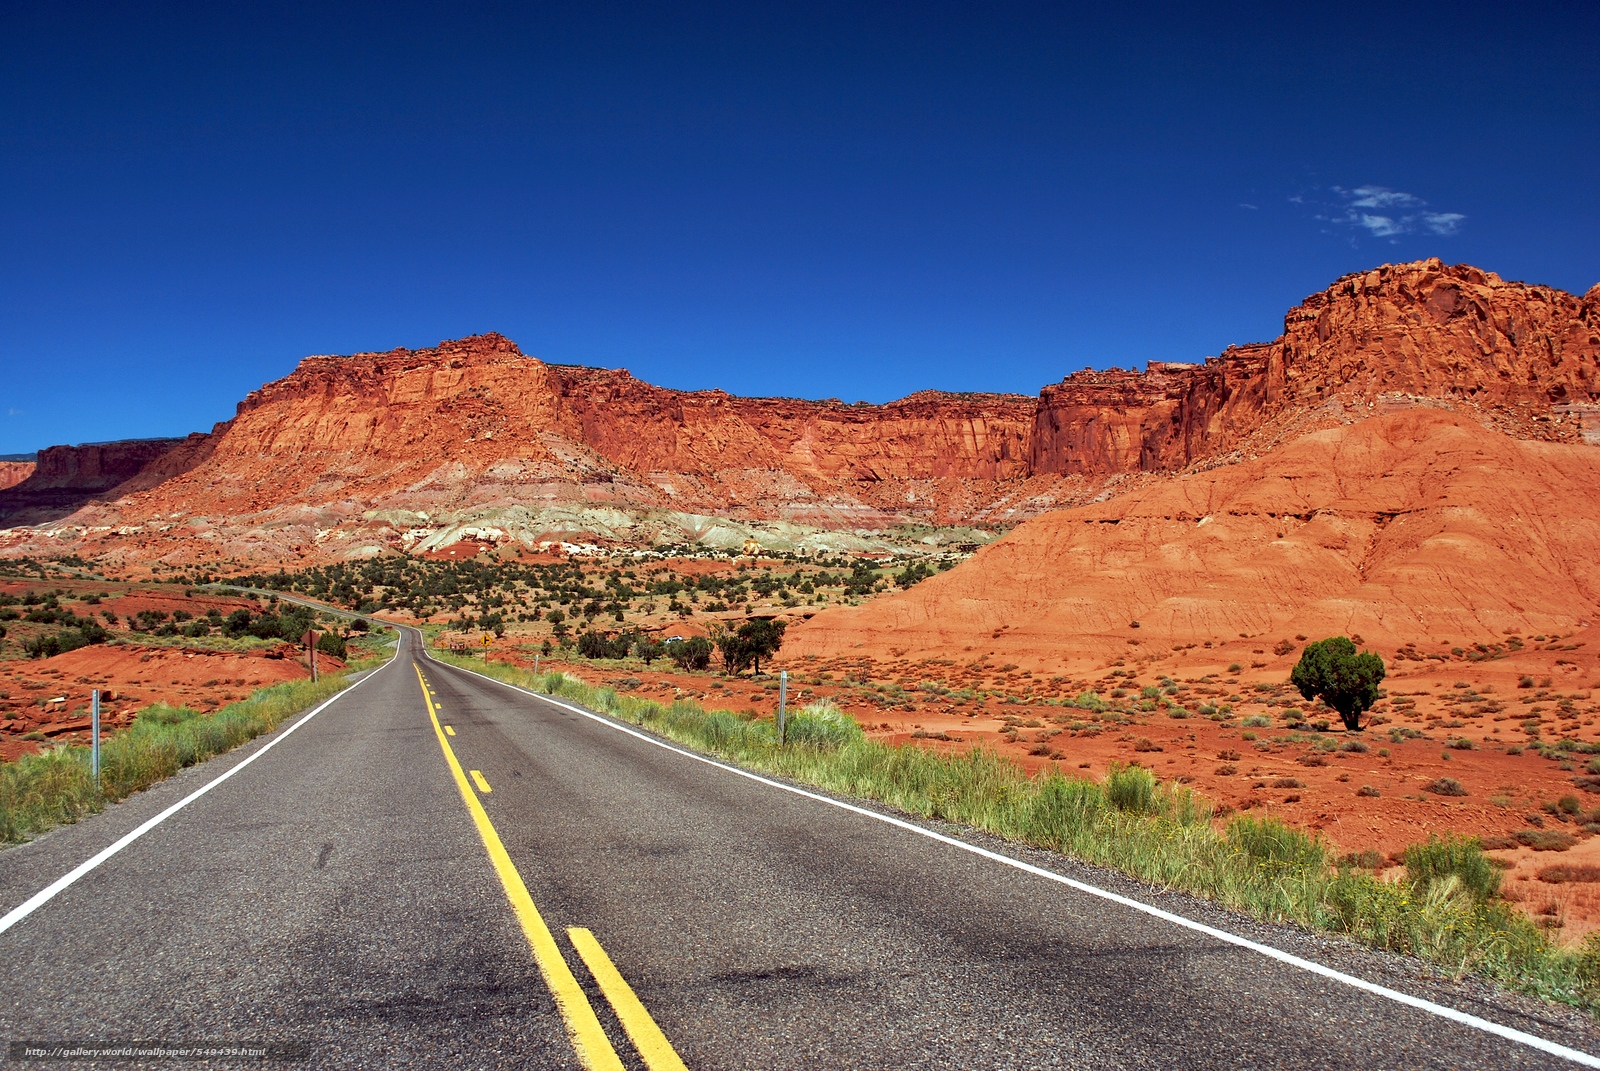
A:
1028 260 1600 474
90 332 1039 532
0 462 33 493
2 258 1596 564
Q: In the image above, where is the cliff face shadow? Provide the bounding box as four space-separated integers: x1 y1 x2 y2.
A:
0 433 212 527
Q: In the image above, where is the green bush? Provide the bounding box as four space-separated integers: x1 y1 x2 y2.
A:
785 700 863 749
23 621 108 659
1106 763 1158 814
664 636 713 671
1404 835 1501 902
1290 637 1385 731
578 630 633 659
1229 815 1326 871
316 631 347 659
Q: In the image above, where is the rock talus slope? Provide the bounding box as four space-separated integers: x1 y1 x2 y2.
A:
787 409 1600 667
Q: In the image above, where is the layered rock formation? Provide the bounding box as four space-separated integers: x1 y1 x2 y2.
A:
787 409 1600 669
1 258 1595 565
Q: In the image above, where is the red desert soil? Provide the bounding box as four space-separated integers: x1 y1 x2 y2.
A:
516 643 1600 939
0 643 324 761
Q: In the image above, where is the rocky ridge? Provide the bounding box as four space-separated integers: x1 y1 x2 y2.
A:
1 258 1595 566
1029 260 1600 475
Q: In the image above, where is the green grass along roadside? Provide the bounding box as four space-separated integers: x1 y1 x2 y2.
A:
433 647 1600 1018
0 638 392 846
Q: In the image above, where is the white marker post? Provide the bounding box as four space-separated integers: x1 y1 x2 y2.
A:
90 689 101 786
777 670 787 744
534 654 541 676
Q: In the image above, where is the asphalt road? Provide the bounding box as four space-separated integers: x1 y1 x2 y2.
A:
1 627 1597 1069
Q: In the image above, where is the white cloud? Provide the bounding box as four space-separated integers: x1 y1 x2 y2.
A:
1357 213 1404 237
1303 185 1466 242
1422 212 1465 235
1346 185 1423 209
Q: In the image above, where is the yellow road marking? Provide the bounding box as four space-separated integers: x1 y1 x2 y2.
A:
569 928 689 1071
413 664 624 1071
471 769 492 794
445 725 456 736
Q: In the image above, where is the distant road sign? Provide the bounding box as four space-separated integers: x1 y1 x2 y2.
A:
481 634 494 646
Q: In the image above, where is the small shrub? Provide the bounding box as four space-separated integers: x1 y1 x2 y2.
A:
1424 777 1468 797
785 700 864 750
1515 829 1577 851
1403 835 1501 901
1105 764 1158 814
1228 815 1324 871
1339 740 1369 753
1538 865 1600 884
1356 785 1381 797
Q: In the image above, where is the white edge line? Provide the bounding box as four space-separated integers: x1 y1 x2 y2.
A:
0 641 401 938
430 649 1600 1069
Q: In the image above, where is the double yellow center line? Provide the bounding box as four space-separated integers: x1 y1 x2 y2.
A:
415 665 686 1071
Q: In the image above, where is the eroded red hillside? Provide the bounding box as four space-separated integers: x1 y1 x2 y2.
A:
787 409 1600 669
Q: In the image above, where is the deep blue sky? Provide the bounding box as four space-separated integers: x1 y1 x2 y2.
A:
3 2 1597 454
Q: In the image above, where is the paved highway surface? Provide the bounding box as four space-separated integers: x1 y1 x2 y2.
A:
2 628 1597 1068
